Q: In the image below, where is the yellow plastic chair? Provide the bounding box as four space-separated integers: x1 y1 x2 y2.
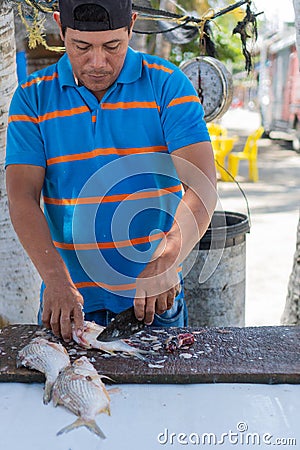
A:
227 126 264 182
212 136 239 181
207 123 228 155
207 123 228 140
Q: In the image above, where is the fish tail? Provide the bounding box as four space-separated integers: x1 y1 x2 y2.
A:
43 380 53 405
57 418 106 439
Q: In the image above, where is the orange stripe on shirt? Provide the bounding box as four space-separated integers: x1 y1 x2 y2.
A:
75 281 136 291
142 60 174 74
53 231 165 250
47 145 167 166
21 73 59 89
8 104 89 125
38 105 90 123
8 115 39 124
101 101 159 110
43 184 182 205
167 95 200 108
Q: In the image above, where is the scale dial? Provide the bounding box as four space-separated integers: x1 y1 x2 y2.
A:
180 56 233 122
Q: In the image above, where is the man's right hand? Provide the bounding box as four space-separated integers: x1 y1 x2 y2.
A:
42 281 84 342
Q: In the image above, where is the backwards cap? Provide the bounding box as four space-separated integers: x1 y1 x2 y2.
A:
59 0 132 31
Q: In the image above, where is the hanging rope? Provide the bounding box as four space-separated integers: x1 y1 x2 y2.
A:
17 2 64 52
197 9 216 56
200 21 216 57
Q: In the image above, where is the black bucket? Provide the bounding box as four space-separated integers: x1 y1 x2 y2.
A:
183 211 250 327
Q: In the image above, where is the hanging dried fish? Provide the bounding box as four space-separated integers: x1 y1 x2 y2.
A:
232 4 259 73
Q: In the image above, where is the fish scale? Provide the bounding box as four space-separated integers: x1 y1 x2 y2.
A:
59 377 97 414
52 356 110 439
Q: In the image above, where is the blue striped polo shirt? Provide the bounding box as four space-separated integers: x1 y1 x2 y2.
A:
6 47 210 313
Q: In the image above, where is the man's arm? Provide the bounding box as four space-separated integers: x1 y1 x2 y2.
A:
134 141 217 324
6 165 84 341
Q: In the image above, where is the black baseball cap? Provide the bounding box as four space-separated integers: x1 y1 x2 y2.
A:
59 0 132 31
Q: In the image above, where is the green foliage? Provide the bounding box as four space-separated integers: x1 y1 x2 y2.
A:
213 13 246 72
167 0 248 72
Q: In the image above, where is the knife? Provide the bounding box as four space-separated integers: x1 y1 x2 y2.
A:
96 306 146 342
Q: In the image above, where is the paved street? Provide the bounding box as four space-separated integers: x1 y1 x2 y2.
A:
218 108 300 326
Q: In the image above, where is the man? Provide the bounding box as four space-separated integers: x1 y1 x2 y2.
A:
6 0 217 342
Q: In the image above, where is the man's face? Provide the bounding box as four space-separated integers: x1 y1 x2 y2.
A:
55 14 136 100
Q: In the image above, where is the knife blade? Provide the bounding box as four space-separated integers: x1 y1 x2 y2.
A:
96 306 145 342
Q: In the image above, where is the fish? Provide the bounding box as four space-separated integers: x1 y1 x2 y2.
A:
73 321 147 361
52 356 110 438
17 337 70 404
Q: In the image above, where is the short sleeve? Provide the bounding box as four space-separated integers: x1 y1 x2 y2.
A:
160 68 210 153
5 84 46 168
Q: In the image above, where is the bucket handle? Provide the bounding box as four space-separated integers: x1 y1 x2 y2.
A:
215 160 252 228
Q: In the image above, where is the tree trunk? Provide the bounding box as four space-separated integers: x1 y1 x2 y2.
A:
0 2 41 327
281 0 300 325
282 214 300 324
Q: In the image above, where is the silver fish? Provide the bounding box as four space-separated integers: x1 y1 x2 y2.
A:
52 356 110 438
73 321 146 360
17 337 70 404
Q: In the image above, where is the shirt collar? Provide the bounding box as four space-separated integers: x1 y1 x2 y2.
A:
58 53 76 88
58 47 142 90
117 47 142 84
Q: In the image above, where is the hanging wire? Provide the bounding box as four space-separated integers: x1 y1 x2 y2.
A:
133 20 192 35
132 0 252 24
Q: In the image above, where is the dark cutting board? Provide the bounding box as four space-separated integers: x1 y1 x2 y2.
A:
0 324 299 384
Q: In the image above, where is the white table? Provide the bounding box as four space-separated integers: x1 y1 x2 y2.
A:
0 382 299 450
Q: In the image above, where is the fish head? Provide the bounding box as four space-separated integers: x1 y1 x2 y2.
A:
72 321 105 348
73 356 98 376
